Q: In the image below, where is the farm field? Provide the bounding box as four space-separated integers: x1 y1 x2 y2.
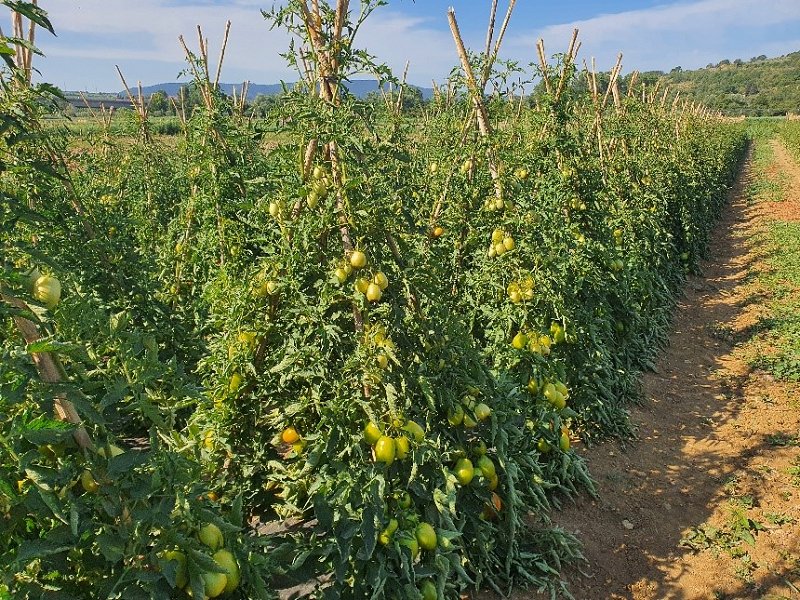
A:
2 1 799 599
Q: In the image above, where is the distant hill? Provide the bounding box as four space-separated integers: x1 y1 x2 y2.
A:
122 79 435 101
643 51 800 117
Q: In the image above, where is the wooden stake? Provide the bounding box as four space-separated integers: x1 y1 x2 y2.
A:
3 293 93 450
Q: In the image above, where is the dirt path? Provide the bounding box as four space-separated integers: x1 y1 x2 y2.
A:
524 138 800 599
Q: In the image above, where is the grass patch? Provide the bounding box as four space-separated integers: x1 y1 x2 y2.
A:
743 135 800 381
749 222 800 381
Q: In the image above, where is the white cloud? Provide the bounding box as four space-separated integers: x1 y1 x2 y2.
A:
30 0 464 90
508 0 800 73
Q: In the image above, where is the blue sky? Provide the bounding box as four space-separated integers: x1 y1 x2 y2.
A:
23 0 800 92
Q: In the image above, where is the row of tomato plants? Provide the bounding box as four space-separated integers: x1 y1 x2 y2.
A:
1 2 747 599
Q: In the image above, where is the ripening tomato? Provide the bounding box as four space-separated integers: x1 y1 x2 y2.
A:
355 278 370 294
350 250 367 269
415 522 437 551
33 275 61 309
474 403 492 421
447 405 464 426
364 422 382 445
397 491 412 509
403 420 425 442
560 431 571 452
281 427 300 445
420 580 438 600
366 283 383 302
454 458 474 485
163 550 188 589
432 226 444 238
80 469 99 494
213 549 240 594
476 455 496 479
374 436 396 465
373 272 389 290
512 332 528 350
202 571 227 598
395 435 410 459
399 535 420 560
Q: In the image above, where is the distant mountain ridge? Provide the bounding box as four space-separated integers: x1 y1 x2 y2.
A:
118 79 435 101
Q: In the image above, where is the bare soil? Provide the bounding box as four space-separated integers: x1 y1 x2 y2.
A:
509 139 800 600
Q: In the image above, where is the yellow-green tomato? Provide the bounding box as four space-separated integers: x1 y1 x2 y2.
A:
403 420 425 442
512 332 528 350
454 458 475 485
364 422 382 445
202 571 227 598
395 435 410 460
379 518 399 545
198 523 224 550
213 549 240 594
447 405 464 426
474 403 492 421
334 268 348 284
415 522 437 551
163 550 188 589
476 455 496 479
355 277 370 294
399 535 420 559
420 580 438 600
373 271 389 290
374 436 396 465
33 275 61 309
80 469 99 494
350 250 367 269
366 282 383 302
397 491 412 509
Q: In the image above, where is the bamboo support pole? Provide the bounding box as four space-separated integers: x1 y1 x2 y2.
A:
447 8 503 201
3 294 93 450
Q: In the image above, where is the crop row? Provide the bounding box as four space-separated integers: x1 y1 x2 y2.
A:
0 2 747 599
